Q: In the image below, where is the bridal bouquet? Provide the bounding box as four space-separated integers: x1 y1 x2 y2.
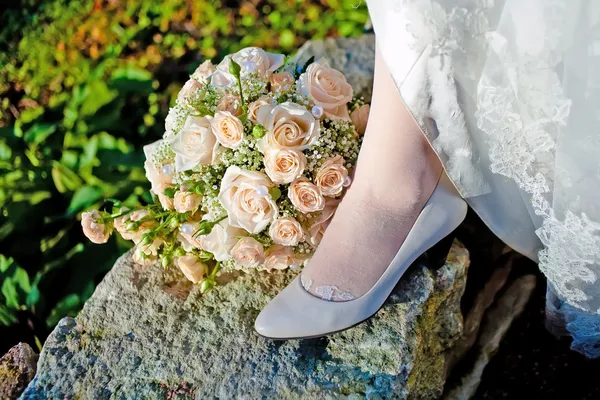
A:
81 47 369 292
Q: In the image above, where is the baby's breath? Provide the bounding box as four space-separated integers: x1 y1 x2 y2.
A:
305 118 361 175
276 195 298 219
151 141 175 166
219 135 264 171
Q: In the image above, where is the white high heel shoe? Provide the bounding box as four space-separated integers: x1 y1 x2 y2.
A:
254 172 467 340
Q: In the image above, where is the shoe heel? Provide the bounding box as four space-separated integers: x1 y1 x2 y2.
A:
426 232 455 268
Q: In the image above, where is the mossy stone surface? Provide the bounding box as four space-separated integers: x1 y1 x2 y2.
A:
22 242 468 399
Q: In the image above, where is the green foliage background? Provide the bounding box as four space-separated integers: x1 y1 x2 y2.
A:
0 0 369 353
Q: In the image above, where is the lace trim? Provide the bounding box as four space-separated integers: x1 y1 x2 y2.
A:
300 276 356 302
384 0 600 357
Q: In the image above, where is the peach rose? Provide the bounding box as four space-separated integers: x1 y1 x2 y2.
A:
212 47 285 86
231 237 265 268
176 255 207 283
133 236 164 266
210 111 244 149
144 140 175 210
315 156 348 197
191 60 216 83
173 191 202 213
264 148 306 184
81 210 111 244
217 94 243 117
270 71 295 92
218 166 278 234
350 104 370 135
269 217 305 246
247 95 273 124
256 102 319 152
177 78 203 106
308 198 339 246
198 220 245 262
297 61 353 120
114 209 153 242
288 177 325 214
264 245 303 271
171 116 220 171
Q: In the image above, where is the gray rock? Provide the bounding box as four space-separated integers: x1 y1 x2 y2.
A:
0 343 38 399
23 35 469 399
22 242 469 400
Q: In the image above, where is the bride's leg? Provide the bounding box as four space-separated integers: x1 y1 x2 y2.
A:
300 44 443 301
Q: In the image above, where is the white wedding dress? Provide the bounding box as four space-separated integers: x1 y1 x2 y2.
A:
368 0 600 358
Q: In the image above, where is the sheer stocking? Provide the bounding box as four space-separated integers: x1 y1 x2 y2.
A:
300 44 443 301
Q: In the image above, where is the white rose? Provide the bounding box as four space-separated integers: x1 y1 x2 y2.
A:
211 47 285 86
297 61 353 120
191 60 216 83
288 177 326 214
143 140 175 210
218 166 278 234
171 116 220 171
231 237 265 268
308 198 339 246
177 78 203 107
264 148 306 184
256 102 319 152
176 255 207 283
315 155 348 197
210 111 244 149
199 220 245 262
264 245 303 271
269 217 304 246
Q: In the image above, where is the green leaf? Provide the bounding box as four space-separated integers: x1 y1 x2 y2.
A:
51 161 83 193
79 81 118 117
0 254 14 273
24 123 57 144
229 58 242 78
80 135 99 169
26 286 41 308
67 186 104 215
0 305 17 326
110 65 153 93
12 267 31 294
46 294 82 328
0 140 12 161
2 278 19 309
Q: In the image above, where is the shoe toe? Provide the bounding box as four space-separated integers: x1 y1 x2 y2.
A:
254 277 328 340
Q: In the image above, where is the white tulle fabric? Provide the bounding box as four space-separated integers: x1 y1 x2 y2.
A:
368 0 600 358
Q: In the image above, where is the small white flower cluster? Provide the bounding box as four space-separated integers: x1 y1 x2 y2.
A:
83 47 370 291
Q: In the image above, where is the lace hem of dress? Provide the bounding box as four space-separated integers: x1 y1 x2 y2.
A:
300 276 356 302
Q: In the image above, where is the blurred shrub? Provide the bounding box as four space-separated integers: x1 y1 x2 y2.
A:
0 0 368 351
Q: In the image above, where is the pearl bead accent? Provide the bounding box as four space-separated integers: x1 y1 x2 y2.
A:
181 224 194 235
162 164 174 176
255 185 269 197
311 105 324 119
343 176 352 187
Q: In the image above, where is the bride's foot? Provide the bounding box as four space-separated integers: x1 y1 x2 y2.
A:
300 45 443 301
